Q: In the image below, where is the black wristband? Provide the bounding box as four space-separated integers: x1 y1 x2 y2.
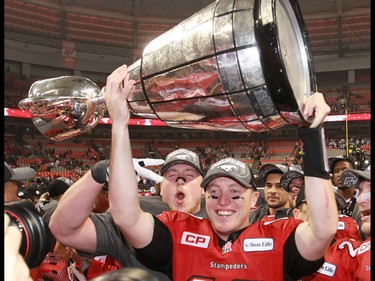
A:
90 160 109 184
297 125 330 179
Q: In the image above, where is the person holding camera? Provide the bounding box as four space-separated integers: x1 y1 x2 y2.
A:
4 162 36 281
5 162 73 280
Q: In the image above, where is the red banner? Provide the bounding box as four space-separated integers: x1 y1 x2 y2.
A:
4 108 168 126
4 108 370 125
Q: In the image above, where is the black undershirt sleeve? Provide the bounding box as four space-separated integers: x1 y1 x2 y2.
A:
284 228 325 280
134 215 173 279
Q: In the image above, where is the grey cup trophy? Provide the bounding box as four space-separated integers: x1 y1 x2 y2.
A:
19 0 316 141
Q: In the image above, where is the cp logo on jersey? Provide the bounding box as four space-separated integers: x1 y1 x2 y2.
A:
181 231 210 248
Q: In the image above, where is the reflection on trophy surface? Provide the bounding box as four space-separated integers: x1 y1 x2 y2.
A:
19 0 316 141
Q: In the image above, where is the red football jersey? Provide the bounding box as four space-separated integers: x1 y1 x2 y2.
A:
260 213 361 240
30 252 70 281
86 255 121 280
157 211 302 281
301 237 370 280
335 214 361 240
354 237 371 281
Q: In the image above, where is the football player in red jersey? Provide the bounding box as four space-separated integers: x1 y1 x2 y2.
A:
295 168 370 281
293 185 362 280
283 172 362 241
341 168 371 281
104 64 338 281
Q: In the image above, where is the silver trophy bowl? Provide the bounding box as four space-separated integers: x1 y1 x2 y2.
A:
18 76 106 141
19 0 315 141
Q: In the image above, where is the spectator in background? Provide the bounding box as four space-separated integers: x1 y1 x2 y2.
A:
293 186 361 242
282 168 361 240
138 176 155 196
337 93 347 113
38 177 74 252
329 157 365 240
281 156 289 168
328 138 336 148
249 163 291 224
37 177 74 220
280 170 304 208
4 162 36 203
17 186 41 204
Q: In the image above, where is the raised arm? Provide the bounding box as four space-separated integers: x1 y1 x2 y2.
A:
104 64 155 249
295 92 338 260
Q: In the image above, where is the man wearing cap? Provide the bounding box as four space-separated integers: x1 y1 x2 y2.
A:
49 148 205 281
249 163 292 224
103 65 338 280
288 170 361 241
4 161 36 203
39 177 73 223
293 185 361 241
280 170 304 208
329 156 364 239
156 148 205 215
329 157 356 214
